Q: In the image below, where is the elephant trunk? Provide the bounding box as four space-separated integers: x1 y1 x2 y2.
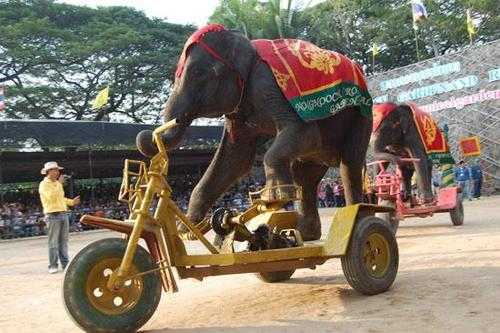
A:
162 90 194 150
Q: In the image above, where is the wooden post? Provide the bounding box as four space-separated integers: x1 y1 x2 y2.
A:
88 148 95 205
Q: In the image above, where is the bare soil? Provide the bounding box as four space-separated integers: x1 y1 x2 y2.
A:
1 196 499 333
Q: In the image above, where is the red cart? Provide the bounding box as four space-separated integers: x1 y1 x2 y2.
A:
367 158 464 233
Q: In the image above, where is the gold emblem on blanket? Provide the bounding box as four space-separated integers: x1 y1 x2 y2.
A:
423 116 437 146
289 40 341 75
271 68 290 91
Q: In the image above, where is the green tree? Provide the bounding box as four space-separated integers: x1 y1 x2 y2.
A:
0 0 194 122
209 0 499 73
209 0 305 39
296 0 499 72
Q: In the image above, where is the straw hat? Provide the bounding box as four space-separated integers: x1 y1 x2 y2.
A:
41 161 64 175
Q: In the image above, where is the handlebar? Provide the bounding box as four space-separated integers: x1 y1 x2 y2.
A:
152 118 178 157
367 157 420 167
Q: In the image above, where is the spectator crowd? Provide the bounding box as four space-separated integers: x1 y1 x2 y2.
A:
2 159 484 239
0 174 265 239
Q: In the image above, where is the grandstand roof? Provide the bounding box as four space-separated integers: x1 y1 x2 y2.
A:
0 149 216 183
0 120 223 150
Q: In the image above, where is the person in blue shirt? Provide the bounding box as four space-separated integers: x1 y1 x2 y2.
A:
469 160 483 199
454 160 472 200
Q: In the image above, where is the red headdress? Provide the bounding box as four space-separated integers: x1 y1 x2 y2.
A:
372 103 398 133
175 24 227 79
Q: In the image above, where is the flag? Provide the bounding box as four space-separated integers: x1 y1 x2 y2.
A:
459 136 481 157
92 86 109 109
412 0 428 30
0 86 5 110
466 9 476 38
372 43 380 57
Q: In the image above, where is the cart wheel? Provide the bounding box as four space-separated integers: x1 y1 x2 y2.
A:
450 195 464 226
256 235 295 283
63 238 162 333
341 215 398 295
376 200 399 234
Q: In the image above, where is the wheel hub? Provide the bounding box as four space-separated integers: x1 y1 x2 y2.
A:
363 232 390 278
85 257 144 315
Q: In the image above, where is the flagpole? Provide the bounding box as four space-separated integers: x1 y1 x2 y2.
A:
414 27 420 61
467 9 474 46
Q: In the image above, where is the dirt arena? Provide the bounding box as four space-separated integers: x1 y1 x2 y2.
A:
1 196 499 333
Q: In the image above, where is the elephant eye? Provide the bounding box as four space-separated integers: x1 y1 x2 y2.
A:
392 121 400 128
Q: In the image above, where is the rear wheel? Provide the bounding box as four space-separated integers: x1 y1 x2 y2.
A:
341 216 399 295
257 269 295 283
63 238 162 333
450 195 464 226
376 200 399 234
256 235 295 283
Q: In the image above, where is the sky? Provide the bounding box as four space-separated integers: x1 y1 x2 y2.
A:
58 0 325 27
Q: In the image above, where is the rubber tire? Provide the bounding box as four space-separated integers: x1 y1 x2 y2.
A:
341 216 399 295
257 269 295 283
450 196 464 226
376 200 399 235
63 238 162 333
256 237 295 283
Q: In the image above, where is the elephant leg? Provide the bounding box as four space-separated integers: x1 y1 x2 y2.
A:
186 127 257 225
401 165 414 201
411 155 434 202
291 160 328 241
263 123 321 190
340 116 371 205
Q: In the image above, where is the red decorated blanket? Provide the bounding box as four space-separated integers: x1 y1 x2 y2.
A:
252 39 372 121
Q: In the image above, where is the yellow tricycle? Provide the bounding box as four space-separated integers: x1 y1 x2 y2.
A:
63 119 399 333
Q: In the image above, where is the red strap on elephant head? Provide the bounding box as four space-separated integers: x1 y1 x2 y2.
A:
175 24 246 142
372 103 398 133
175 24 243 89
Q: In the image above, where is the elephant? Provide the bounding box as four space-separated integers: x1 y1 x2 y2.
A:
137 26 372 241
371 102 435 202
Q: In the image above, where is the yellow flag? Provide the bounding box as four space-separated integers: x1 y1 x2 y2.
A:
466 9 475 36
372 43 380 57
92 86 109 109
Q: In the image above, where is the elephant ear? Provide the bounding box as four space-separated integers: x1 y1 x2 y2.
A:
227 30 257 82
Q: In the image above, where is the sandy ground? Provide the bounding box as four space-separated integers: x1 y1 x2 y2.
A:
0 196 499 333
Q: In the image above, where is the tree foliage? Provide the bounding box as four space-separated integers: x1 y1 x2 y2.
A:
209 0 499 73
209 0 304 39
0 0 194 122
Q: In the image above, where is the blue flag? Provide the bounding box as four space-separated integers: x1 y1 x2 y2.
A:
412 0 428 23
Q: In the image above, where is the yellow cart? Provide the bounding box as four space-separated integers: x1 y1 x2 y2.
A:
62 119 399 333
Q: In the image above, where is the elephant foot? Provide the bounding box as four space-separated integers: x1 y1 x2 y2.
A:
417 194 435 205
296 216 321 241
260 183 302 202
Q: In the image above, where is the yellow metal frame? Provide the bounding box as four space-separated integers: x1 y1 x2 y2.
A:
81 118 394 293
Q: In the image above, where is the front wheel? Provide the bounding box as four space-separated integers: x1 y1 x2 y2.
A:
450 195 464 226
341 216 399 295
63 238 162 333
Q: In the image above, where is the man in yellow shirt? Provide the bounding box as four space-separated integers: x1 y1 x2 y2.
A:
39 161 80 274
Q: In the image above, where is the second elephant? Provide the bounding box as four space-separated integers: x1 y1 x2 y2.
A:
371 102 454 202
